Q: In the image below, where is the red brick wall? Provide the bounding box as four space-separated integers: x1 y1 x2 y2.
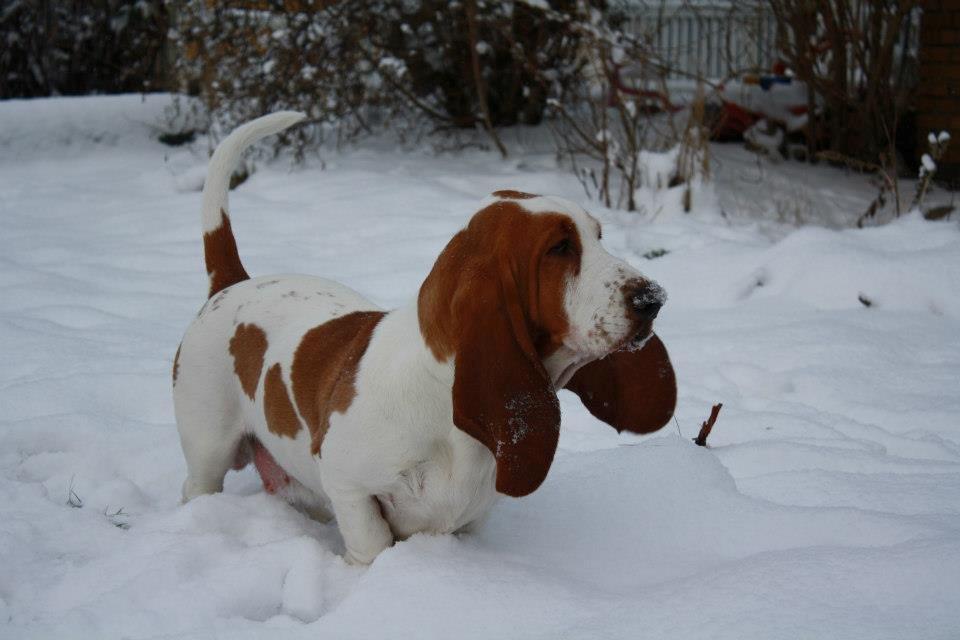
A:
916 0 960 182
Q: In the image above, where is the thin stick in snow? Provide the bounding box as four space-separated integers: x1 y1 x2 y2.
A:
694 403 723 447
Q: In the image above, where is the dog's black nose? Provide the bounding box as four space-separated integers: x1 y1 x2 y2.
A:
635 299 662 321
628 281 667 321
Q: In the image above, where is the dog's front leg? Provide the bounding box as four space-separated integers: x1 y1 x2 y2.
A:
329 491 393 565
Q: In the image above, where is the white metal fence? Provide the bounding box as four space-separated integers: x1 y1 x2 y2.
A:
616 1 779 80
616 1 920 83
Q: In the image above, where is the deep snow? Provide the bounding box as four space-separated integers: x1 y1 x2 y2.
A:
1 94 959 639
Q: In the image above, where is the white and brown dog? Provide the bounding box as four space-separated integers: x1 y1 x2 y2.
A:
174 112 676 564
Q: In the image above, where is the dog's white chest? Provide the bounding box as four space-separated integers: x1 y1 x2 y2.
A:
377 429 498 539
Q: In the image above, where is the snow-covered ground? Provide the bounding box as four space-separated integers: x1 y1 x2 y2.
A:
2 94 959 639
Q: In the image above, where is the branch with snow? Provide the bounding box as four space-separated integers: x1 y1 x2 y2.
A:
911 130 952 217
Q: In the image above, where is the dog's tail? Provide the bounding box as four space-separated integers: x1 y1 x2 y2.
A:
200 111 306 298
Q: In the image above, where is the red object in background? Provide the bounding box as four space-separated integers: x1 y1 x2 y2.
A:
609 61 808 138
711 101 757 140
608 65 684 112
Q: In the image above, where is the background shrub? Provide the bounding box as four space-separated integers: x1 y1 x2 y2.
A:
1 0 169 99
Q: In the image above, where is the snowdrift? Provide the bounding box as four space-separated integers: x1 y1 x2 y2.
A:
1 95 959 639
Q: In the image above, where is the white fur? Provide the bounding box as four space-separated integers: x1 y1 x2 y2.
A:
176 116 661 565
200 111 306 233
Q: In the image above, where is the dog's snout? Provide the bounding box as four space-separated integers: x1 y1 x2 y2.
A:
627 280 667 321
635 299 662 321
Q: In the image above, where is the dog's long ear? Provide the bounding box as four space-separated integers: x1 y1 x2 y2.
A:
450 262 561 498
564 335 676 434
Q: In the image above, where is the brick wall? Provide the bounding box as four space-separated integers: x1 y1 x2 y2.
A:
916 0 960 183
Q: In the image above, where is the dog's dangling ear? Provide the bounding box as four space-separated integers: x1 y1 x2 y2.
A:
451 262 561 498
565 335 676 434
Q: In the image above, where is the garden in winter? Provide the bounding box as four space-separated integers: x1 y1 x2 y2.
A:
2 1 959 638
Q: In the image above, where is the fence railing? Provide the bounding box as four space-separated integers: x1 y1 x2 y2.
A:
616 1 920 83
616 2 779 80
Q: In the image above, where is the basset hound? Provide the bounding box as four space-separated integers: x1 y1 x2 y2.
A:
174 112 677 564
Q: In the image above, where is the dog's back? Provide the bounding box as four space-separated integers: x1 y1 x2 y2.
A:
173 113 379 507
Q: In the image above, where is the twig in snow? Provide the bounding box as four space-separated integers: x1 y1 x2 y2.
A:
643 248 669 260
104 506 131 530
816 150 896 227
693 403 723 447
67 477 83 508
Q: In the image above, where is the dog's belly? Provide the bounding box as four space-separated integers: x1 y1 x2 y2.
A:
245 423 498 539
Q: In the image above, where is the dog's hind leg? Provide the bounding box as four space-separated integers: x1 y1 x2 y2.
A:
174 365 247 502
179 429 246 502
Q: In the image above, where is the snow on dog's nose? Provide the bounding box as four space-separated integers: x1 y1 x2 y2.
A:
628 280 667 322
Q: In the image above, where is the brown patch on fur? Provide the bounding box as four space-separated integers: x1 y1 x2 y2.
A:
291 311 386 457
492 189 538 199
204 209 250 298
172 343 181 386
417 200 582 497
263 364 302 439
229 323 268 400
565 334 676 434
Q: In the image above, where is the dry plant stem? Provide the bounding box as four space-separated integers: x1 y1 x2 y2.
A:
880 115 901 218
465 0 508 159
599 97 611 208
817 150 895 227
678 84 709 212
603 53 640 211
911 136 950 213
552 98 614 208
694 403 723 447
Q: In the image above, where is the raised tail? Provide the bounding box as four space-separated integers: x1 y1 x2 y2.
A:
200 111 306 298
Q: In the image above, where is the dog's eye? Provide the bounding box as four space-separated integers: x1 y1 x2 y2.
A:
548 238 572 256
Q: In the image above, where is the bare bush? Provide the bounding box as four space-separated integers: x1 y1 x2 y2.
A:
768 0 921 165
1 0 169 98
545 4 718 212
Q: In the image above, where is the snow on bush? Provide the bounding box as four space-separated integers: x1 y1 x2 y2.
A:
910 130 953 217
170 0 588 157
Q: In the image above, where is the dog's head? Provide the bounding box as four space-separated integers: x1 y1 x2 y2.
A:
419 191 676 497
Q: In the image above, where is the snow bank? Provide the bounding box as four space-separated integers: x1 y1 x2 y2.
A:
0 94 190 161
1 95 959 639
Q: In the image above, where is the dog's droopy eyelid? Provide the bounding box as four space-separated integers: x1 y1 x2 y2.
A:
549 237 573 256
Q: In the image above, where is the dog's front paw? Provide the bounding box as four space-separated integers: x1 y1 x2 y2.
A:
343 539 392 566
329 491 395 566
